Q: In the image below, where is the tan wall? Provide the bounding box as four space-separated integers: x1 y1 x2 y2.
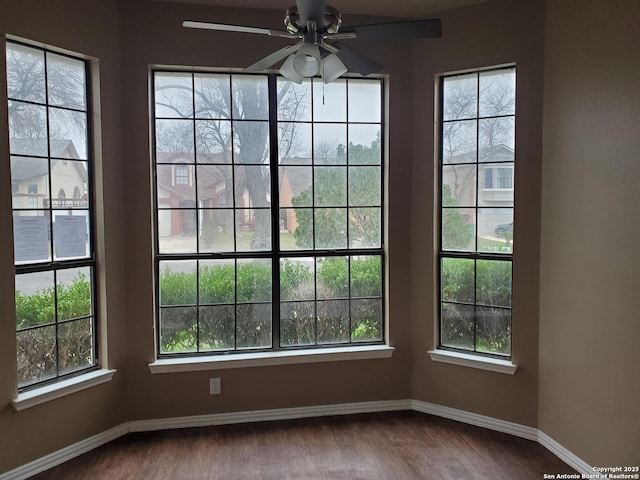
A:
539 0 640 465
410 0 545 427
0 0 128 473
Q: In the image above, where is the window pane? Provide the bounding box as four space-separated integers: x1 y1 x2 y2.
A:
235 165 270 207
280 207 311 250
17 325 57 387
315 167 346 206
441 303 474 350
349 167 381 206
479 117 515 162
279 166 312 207
351 299 382 342
442 164 476 207
314 124 346 165
442 120 477 164
199 259 235 304
476 260 512 307
199 305 235 351
232 75 268 120
155 72 193 118
478 208 513 254
317 256 348 299
278 122 312 163
50 160 89 210
277 78 312 122
11 156 49 209
13 211 51 264
199 209 234 253
194 73 231 119
197 164 231 207
479 69 515 117
349 207 381 248
351 256 382 297
476 306 511 356
443 73 477 120
9 102 48 155
441 258 474 303
313 79 346 122
47 53 86 110
348 124 381 165
16 271 55 329
348 79 381 123
236 303 272 349
237 259 272 303
48 108 88 160
235 209 271 252
159 260 197 306
280 258 314 301
158 209 197 253
314 208 347 249
56 267 92 320
195 120 232 162
233 121 270 163
159 306 197 353
280 301 315 347
317 300 349 344
58 317 93 376
441 208 475 251
155 119 195 162
6 43 46 103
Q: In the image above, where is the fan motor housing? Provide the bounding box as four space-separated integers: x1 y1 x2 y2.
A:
285 5 342 34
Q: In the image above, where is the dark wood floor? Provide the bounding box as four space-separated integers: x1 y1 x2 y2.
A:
31 411 576 479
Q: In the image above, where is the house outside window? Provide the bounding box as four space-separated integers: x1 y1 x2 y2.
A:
7 40 98 390
152 71 384 355
438 66 515 357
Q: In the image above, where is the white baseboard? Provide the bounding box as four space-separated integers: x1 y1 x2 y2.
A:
538 431 594 476
1 424 128 480
411 399 539 441
128 399 412 432
0 399 593 480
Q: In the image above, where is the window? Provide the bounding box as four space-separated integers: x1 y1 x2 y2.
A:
438 67 515 357
7 41 97 389
174 164 189 185
12 182 18 193
152 72 384 355
483 166 513 190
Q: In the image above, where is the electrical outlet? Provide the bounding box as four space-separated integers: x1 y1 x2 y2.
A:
209 377 221 395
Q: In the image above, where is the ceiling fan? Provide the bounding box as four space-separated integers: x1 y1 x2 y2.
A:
183 0 442 84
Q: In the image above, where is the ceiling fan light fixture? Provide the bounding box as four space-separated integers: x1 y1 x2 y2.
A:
321 53 347 83
280 54 304 84
292 44 321 77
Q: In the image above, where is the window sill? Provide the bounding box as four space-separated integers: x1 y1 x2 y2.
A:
427 349 517 375
149 345 395 374
12 369 117 412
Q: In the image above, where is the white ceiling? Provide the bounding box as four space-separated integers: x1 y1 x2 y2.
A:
149 0 488 19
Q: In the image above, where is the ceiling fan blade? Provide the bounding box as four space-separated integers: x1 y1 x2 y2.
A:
332 42 383 77
342 18 442 41
182 21 295 39
245 44 301 72
296 0 327 24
